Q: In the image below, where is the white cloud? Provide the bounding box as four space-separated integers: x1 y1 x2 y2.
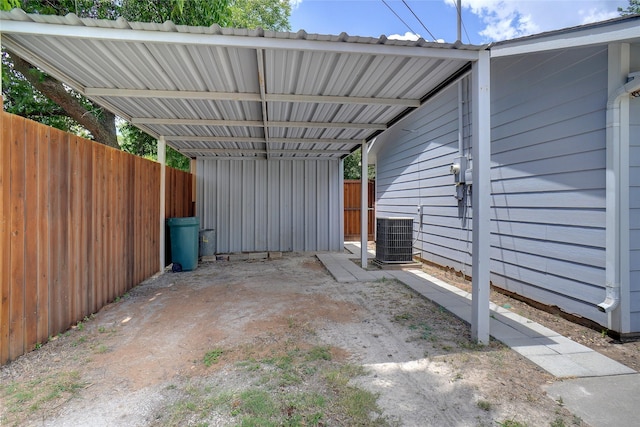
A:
388 31 421 41
289 0 303 11
447 0 626 41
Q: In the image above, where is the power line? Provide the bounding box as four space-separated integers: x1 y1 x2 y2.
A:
381 0 419 37
401 0 438 41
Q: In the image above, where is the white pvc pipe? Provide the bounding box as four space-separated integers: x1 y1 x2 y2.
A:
458 81 464 157
601 65 639 321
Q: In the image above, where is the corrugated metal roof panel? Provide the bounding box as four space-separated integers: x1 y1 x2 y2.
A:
1 9 486 159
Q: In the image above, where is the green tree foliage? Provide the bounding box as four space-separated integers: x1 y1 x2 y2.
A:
0 0 20 11
120 0 231 27
343 147 375 180
229 0 291 31
619 0 640 15
2 0 291 171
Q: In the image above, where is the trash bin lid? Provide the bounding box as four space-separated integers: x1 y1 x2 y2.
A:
167 217 200 226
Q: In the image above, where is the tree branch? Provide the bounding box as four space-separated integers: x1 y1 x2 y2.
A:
8 51 118 148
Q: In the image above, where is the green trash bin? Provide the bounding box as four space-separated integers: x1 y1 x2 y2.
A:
167 217 200 271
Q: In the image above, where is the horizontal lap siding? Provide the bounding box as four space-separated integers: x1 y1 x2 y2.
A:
630 91 640 330
490 46 608 324
376 79 472 273
196 159 341 253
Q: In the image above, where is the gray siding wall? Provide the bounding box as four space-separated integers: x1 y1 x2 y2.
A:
376 77 473 273
196 159 342 253
630 44 640 331
490 46 609 326
376 45 613 327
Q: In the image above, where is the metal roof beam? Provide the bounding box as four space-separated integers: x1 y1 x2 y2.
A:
256 48 271 159
132 117 386 130
164 136 265 143
85 87 262 101
179 148 349 155
164 135 361 145
0 20 481 61
84 87 420 107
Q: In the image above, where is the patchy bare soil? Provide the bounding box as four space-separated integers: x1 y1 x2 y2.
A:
1 253 635 426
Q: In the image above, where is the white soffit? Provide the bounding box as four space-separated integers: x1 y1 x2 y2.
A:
0 9 485 159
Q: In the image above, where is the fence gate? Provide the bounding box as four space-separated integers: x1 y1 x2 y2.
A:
343 180 375 241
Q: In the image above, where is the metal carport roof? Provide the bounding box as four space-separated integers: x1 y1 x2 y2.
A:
0 8 486 160
0 9 493 345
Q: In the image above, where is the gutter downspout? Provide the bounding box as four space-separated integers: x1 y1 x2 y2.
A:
599 72 640 314
458 81 464 157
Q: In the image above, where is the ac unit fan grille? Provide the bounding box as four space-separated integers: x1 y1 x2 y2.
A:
375 217 413 263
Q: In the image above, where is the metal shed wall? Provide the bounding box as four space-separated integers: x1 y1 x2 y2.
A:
630 44 640 331
490 45 609 326
196 159 342 253
375 77 473 273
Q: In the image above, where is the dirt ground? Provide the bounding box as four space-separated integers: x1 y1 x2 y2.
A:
1 253 638 426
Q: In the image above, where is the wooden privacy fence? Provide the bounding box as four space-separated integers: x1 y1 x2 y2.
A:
344 179 375 240
0 112 193 365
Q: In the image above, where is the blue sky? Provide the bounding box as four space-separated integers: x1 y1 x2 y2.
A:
289 0 629 44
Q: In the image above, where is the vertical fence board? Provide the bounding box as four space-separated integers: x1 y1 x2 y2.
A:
133 162 142 282
125 157 135 290
9 115 26 361
0 113 9 363
48 129 61 336
36 125 50 346
0 113 11 363
59 131 70 332
91 145 103 314
79 137 91 318
24 115 38 352
67 136 84 323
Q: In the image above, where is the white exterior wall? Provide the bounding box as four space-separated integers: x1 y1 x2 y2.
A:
630 44 640 332
196 159 342 253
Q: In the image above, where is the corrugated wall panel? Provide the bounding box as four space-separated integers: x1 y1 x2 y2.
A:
197 159 341 253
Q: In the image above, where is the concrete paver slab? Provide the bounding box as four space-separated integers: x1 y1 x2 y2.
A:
545 374 640 427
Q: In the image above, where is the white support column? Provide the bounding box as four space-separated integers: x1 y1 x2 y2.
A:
471 51 491 345
158 136 166 273
361 141 369 269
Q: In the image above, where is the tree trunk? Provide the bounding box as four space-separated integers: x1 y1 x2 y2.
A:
8 52 119 148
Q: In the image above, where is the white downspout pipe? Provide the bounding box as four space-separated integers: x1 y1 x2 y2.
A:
458 81 464 157
599 72 640 315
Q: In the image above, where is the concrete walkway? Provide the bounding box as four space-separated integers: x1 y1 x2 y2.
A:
316 244 640 427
